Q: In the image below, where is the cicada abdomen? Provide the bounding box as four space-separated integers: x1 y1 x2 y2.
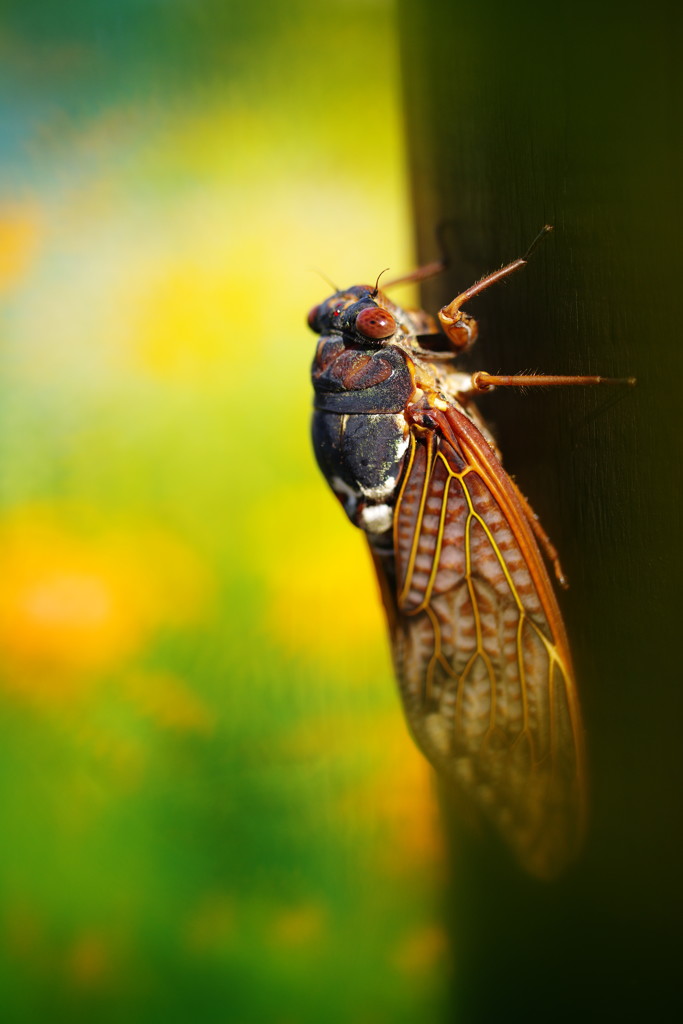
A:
308 235 632 878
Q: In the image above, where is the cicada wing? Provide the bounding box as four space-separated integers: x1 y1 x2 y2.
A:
378 405 587 878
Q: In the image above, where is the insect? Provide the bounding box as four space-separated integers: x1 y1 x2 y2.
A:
307 228 633 878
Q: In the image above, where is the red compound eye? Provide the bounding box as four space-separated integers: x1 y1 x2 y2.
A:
307 305 320 331
355 306 396 340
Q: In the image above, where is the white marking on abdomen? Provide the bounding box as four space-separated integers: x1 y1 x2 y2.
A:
360 503 393 533
360 475 396 501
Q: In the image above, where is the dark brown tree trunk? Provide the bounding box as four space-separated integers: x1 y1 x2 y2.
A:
398 1 683 1018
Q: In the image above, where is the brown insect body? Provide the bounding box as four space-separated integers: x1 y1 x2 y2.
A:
309 237 630 878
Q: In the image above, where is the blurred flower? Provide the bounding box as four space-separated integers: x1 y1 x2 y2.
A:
269 903 326 949
65 931 111 990
122 671 215 735
185 891 235 954
391 924 449 976
0 202 43 295
0 509 212 700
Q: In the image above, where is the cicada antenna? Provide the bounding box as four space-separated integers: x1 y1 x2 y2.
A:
311 268 340 292
371 268 391 299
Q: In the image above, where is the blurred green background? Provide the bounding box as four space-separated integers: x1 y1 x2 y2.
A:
0 2 447 1021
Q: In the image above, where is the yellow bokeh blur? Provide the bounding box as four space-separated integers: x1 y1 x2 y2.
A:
0 3 445 1020
0 509 210 699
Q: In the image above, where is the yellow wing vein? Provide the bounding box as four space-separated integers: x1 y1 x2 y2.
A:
515 614 533 758
397 431 435 607
423 604 456 704
455 474 502 740
412 451 453 613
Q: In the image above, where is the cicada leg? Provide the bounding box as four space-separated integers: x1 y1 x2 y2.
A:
383 221 453 289
470 371 637 389
438 226 555 351
382 259 448 289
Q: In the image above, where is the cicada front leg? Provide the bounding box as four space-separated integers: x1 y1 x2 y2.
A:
437 226 554 351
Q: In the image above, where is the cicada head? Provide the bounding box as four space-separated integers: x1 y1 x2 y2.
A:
306 285 421 347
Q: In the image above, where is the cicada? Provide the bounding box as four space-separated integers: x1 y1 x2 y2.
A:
307 229 632 878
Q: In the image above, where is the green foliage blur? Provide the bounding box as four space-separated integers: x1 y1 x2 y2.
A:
0 2 446 1021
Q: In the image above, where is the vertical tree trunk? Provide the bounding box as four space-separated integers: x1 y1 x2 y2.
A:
398 1 683 1018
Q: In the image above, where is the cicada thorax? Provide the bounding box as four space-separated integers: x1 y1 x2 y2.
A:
310 288 421 536
308 279 587 879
